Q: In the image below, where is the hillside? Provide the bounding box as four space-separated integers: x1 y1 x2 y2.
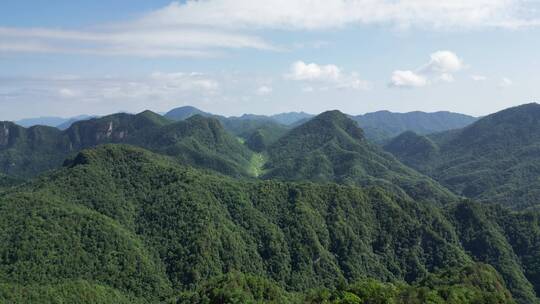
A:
385 103 540 210
0 111 254 178
164 106 213 121
353 110 477 142
0 144 538 303
264 110 457 204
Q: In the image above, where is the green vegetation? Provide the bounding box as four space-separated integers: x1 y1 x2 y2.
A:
306 263 514 304
243 122 290 152
248 152 267 177
0 281 147 304
3 104 540 303
385 103 540 210
264 110 457 205
0 144 538 303
0 111 255 178
353 110 477 143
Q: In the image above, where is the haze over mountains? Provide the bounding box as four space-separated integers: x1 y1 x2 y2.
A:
2 102 540 303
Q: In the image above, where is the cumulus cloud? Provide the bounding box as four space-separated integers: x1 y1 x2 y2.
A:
390 50 464 88
421 51 465 74
390 70 427 88
286 61 369 90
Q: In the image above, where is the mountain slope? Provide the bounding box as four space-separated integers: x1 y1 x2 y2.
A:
385 103 540 210
0 111 254 178
263 110 457 204
0 144 538 302
163 106 213 121
353 110 477 142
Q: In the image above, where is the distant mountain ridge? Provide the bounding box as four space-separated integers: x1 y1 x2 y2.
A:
15 114 94 129
352 110 477 142
385 103 540 210
0 110 254 178
163 106 477 142
14 106 477 144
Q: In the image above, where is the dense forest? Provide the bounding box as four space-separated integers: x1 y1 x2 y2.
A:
1 104 540 303
385 103 540 210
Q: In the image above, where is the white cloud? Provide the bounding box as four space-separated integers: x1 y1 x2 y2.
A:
256 85 273 95
390 70 428 88
498 77 513 88
438 73 455 83
0 27 274 58
2 1 539 57
286 61 340 82
390 50 464 88
139 0 540 30
421 51 465 74
286 61 369 90
471 75 487 81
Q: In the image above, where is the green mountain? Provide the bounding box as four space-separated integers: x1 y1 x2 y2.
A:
164 106 213 121
263 110 457 204
352 110 477 143
0 121 68 177
0 111 254 178
0 144 538 303
385 103 540 210
162 106 478 144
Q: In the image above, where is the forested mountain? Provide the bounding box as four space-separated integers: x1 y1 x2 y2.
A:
1 144 539 303
0 111 254 178
352 110 477 143
164 106 213 121
263 110 457 205
163 106 477 144
2 104 540 303
385 103 540 210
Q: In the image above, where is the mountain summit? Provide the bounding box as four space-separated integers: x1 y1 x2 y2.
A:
264 110 456 204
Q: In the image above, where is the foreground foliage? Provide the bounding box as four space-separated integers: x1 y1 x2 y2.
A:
0 144 538 303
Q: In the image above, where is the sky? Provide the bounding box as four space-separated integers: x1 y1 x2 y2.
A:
1 0 540 120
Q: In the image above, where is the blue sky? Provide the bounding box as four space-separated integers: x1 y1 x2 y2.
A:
1 0 540 120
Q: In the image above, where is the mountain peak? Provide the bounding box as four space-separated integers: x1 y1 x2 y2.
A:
164 106 212 121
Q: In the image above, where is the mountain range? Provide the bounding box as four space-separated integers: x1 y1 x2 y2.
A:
14 106 477 143
2 103 540 303
1 144 538 303
385 103 540 210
